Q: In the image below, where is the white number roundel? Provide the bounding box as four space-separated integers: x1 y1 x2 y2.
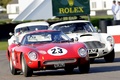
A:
47 46 67 56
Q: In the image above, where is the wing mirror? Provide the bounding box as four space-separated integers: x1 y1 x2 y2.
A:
13 39 21 46
9 32 13 36
16 41 21 45
74 37 79 41
71 37 79 42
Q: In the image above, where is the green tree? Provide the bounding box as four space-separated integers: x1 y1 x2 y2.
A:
0 0 12 8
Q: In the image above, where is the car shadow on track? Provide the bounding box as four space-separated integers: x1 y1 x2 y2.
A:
90 57 120 64
32 65 120 77
32 69 81 77
89 57 120 73
90 65 120 73
32 57 120 77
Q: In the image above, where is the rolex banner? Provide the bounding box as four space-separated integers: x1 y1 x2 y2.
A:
52 0 90 16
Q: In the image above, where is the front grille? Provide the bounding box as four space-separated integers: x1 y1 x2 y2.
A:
43 59 77 65
84 41 105 49
89 53 97 57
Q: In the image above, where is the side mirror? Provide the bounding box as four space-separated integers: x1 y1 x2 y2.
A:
71 37 79 42
97 29 101 33
15 40 21 46
74 37 79 41
17 42 21 46
9 32 13 36
13 38 21 45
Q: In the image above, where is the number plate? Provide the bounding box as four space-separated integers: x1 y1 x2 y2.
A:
54 63 65 68
88 49 98 53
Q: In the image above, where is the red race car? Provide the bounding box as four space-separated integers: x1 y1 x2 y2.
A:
6 30 90 77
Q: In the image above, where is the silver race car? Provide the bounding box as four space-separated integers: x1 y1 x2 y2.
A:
49 20 115 62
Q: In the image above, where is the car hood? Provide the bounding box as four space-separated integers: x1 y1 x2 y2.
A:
28 42 83 60
67 32 101 42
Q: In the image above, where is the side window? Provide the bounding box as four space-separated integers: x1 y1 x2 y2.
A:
84 23 92 32
20 27 29 33
53 26 59 30
73 23 85 31
15 29 20 34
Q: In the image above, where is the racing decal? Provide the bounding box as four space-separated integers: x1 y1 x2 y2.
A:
47 46 67 56
11 47 16 65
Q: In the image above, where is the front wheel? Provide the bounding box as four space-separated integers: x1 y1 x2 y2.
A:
104 49 115 62
9 57 19 75
21 54 33 77
78 61 90 73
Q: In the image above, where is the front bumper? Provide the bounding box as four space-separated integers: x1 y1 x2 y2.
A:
88 48 108 58
84 41 114 58
27 58 89 70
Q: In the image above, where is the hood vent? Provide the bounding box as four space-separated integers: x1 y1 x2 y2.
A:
84 41 105 49
80 34 92 37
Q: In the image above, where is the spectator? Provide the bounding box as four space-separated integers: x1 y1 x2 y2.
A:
112 0 116 20
115 0 120 20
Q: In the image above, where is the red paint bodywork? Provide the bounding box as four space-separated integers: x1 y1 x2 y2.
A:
6 30 89 71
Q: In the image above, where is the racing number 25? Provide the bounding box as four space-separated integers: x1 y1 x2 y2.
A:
51 48 63 54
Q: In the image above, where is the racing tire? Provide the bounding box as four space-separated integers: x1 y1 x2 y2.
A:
90 58 95 63
78 61 90 73
104 49 115 63
9 57 19 75
21 54 33 77
64 67 74 73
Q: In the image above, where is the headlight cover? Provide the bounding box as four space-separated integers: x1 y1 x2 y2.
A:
107 36 113 42
78 48 87 57
28 51 38 61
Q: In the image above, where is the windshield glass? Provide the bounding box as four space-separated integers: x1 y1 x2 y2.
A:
21 31 71 45
51 22 97 33
15 25 48 34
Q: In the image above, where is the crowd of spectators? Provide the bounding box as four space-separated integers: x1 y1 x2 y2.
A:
112 0 120 20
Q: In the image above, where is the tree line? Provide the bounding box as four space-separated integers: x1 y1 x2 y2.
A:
0 0 11 8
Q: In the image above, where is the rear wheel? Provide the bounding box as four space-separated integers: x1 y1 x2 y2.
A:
78 61 90 73
21 54 33 77
104 49 115 62
9 57 19 75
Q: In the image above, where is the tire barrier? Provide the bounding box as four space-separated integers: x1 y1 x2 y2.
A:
112 20 120 25
99 19 120 33
99 19 107 33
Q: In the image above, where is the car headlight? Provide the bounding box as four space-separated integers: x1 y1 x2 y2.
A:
107 36 113 42
78 48 87 57
28 51 38 61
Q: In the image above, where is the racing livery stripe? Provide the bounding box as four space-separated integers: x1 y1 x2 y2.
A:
107 25 120 52
113 35 120 44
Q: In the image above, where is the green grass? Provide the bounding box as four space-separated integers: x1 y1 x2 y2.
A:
0 40 8 50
